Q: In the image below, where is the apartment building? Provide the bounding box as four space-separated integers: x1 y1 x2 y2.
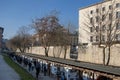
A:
78 0 120 66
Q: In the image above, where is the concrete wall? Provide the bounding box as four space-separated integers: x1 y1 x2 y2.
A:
78 44 120 66
24 46 71 59
17 44 120 66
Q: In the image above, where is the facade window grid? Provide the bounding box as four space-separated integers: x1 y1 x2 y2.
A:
96 16 99 22
90 27 94 32
96 9 99 13
102 25 106 32
116 23 120 30
116 11 120 19
90 17 93 23
108 24 111 30
109 5 112 10
79 1 120 45
116 34 118 40
90 10 93 14
96 26 99 32
102 35 105 41
116 34 120 41
109 13 112 20
116 3 120 8
96 36 99 42
90 36 93 42
102 15 105 21
102 7 105 12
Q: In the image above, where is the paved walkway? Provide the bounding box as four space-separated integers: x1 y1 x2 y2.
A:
0 54 20 80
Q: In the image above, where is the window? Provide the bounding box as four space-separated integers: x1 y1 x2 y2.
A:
96 36 99 42
96 26 99 32
108 24 111 30
109 13 112 20
90 36 93 42
102 15 105 21
90 27 93 32
116 34 120 41
116 34 118 40
116 3 120 8
116 23 120 29
96 16 99 22
102 25 106 31
102 35 105 41
90 10 93 14
116 11 120 18
102 7 105 11
90 17 93 23
96 9 99 13
109 5 112 10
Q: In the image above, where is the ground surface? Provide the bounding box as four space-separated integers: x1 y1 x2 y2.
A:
0 54 20 80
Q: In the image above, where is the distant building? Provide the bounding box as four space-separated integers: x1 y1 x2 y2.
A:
0 27 4 50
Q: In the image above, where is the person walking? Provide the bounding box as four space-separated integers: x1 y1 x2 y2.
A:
35 61 40 79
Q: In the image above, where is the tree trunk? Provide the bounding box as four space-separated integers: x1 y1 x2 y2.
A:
64 48 67 59
53 47 55 57
19 48 24 53
106 46 111 65
45 47 48 57
31 46 32 53
103 47 105 65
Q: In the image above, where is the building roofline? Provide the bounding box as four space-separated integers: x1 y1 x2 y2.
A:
79 0 111 10
0 27 4 30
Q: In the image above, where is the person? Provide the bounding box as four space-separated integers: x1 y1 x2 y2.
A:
61 72 66 80
31 62 34 71
35 61 40 79
28 61 32 71
43 64 47 76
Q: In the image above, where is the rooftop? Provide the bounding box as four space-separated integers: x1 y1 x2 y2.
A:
79 0 112 10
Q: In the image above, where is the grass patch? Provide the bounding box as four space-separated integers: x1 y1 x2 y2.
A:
3 55 36 80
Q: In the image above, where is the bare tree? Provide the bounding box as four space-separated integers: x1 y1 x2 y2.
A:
8 26 31 53
54 26 71 59
62 31 71 59
32 13 61 56
6 37 18 51
50 26 64 57
84 0 120 65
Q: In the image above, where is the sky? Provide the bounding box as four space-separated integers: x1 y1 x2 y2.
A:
0 0 101 39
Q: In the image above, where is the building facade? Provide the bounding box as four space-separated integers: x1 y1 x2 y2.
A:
79 0 120 66
0 27 4 50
